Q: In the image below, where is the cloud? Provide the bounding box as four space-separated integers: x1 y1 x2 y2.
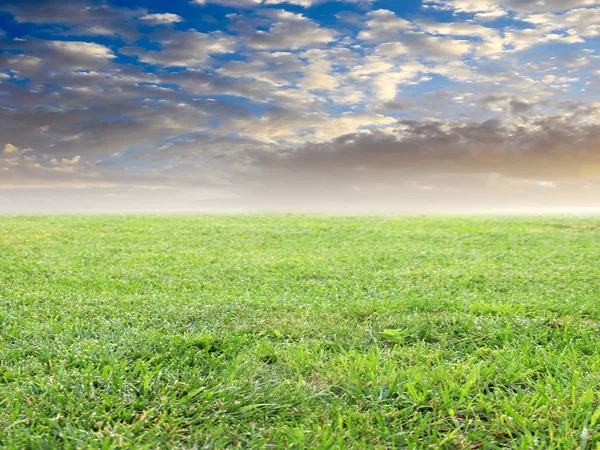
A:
140 13 183 24
221 108 397 143
5 40 117 70
417 20 504 56
403 32 473 60
4 142 31 155
298 49 339 91
3 143 20 154
424 0 599 16
503 0 599 13
0 0 141 39
522 8 600 38
192 0 373 7
357 9 413 42
50 40 116 61
357 10 475 60
192 0 262 6
262 105 600 182
244 10 338 50
122 30 237 67
62 155 81 165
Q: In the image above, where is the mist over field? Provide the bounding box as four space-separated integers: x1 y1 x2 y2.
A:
2 186 600 213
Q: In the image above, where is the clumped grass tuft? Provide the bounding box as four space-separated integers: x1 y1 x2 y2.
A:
1 214 600 448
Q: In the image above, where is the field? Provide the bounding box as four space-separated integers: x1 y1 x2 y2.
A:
1 215 600 449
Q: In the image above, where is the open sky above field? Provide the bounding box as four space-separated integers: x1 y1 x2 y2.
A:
1 0 600 211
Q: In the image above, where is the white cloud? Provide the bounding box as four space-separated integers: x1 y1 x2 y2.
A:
523 8 600 38
504 27 585 52
50 41 115 60
373 73 405 102
351 56 395 77
299 50 339 91
4 143 19 154
503 0 599 13
418 20 501 47
192 0 373 6
357 9 413 42
423 0 599 16
374 42 409 57
140 13 183 24
246 10 337 50
403 33 473 60
222 110 396 143
62 155 82 165
312 113 397 141
122 31 237 67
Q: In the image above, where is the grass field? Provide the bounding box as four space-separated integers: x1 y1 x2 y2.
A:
1 215 600 449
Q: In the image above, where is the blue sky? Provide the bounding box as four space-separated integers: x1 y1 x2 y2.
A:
0 0 599 211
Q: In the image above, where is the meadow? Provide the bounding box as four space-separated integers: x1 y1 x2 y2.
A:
1 215 600 449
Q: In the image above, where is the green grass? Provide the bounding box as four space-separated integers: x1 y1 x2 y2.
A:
1 215 600 449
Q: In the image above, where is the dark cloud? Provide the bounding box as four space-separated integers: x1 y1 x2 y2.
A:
257 108 600 182
0 0 141 40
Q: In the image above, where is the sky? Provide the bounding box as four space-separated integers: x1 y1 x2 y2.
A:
0 0 599 212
